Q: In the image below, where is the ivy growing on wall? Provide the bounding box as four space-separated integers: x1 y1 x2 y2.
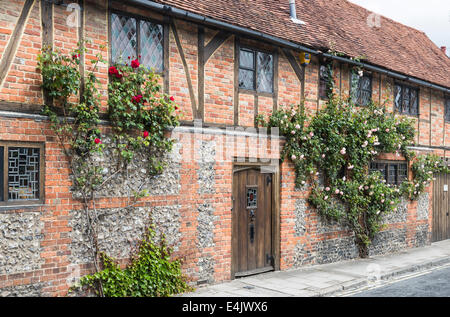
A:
256 57 449 256
37 42 189 297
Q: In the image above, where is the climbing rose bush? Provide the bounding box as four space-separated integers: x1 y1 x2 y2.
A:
256 96 449 255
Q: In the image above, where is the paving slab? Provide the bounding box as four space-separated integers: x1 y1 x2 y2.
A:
181 240 450 297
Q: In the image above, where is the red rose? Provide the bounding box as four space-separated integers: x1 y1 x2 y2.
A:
108 66 118 75
115 70 123 79
170 96 175 102
132 94 143 103
131 59 140 69
143 131 149 138
72 54 78 60
94 138 101 144
175 105 179 110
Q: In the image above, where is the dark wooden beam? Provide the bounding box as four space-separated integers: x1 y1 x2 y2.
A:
41 0 53 106
197 26 205 120
282 48 303 82
171 21 198 120
234 36 240 126
204 30 230 62
0 0 35 87
0 101 42 114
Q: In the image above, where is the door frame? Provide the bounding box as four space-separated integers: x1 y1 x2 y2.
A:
432 172 450 242
230 159 280 278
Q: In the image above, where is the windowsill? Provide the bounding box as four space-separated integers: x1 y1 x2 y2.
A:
238 88 274 98
395 111 420 118
0 203 45 212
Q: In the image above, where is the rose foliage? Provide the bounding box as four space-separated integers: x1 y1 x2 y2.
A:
256 95 449 255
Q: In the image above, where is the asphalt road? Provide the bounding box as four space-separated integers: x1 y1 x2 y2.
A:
351 265 450 297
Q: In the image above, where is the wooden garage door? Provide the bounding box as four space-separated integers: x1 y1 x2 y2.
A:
232 166 273 277
432 172 450 242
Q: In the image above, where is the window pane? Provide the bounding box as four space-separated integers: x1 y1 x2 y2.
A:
111 13 137 64
402 87 410 114
256 52 273 93
240 49 254 69
0 146 3 201
359 76 372 106
410 89 418 115
388 163 397 185
446 98 450 122
319 64 330 99
398 163 407 184
350 73 360 104
239 69 255 90
140 20 163 72
394 85 402 112
8 147 40 200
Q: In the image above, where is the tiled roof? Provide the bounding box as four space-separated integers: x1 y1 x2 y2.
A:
151 0 450 89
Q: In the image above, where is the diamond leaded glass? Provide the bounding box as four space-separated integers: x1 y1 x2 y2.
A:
111 13 137 63
239 69 255 90
351 73 372 106
446 98 450 122
8 147 40 200
394 83 419 116
394 85 402 112
140 20 163 72
256 52 273 93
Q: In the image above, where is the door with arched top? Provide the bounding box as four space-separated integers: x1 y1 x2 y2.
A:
232 166 273 277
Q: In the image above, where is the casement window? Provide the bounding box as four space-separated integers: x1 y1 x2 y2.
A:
0 142 44 206
319 63 332 100
370 160 408 186
350 72 372 106
445 97 450 122
110 12 164 72
238 48 274 93
394 83 419 116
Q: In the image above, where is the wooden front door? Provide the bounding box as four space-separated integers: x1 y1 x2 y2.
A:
432 172 450 242
232 166 273 277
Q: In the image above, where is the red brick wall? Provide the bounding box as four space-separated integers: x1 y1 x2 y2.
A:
0 1 448 296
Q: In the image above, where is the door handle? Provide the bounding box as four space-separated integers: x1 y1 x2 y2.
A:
249 209 256 221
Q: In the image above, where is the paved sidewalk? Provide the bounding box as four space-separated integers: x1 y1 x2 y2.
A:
182 240 450 297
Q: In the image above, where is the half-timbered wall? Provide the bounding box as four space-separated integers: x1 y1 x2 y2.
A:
0 0 448 296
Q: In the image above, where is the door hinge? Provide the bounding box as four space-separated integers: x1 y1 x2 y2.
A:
266 254 274 266
266 174 272 185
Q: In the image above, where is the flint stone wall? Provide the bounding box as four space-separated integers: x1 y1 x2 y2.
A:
72 138 182 198
69 204 181 264
0 211 44 275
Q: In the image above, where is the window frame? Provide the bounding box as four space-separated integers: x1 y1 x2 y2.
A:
109 9 165 74
445 96 450 123
394 82 420 117
0 141 45 207
350 71 372 106
369 160 408 186
319 62 333 100
238 46 275 95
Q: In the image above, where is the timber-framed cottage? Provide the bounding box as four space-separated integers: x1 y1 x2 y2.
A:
0 0 449 296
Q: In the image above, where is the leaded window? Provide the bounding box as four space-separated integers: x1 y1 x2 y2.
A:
370 161 408 186
319 63 332 99
238 48 274 93
350 72 372 106
0 142 44 205
246 186 257 209
110 12 164 72
445 97 450 122
394 84 419 116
